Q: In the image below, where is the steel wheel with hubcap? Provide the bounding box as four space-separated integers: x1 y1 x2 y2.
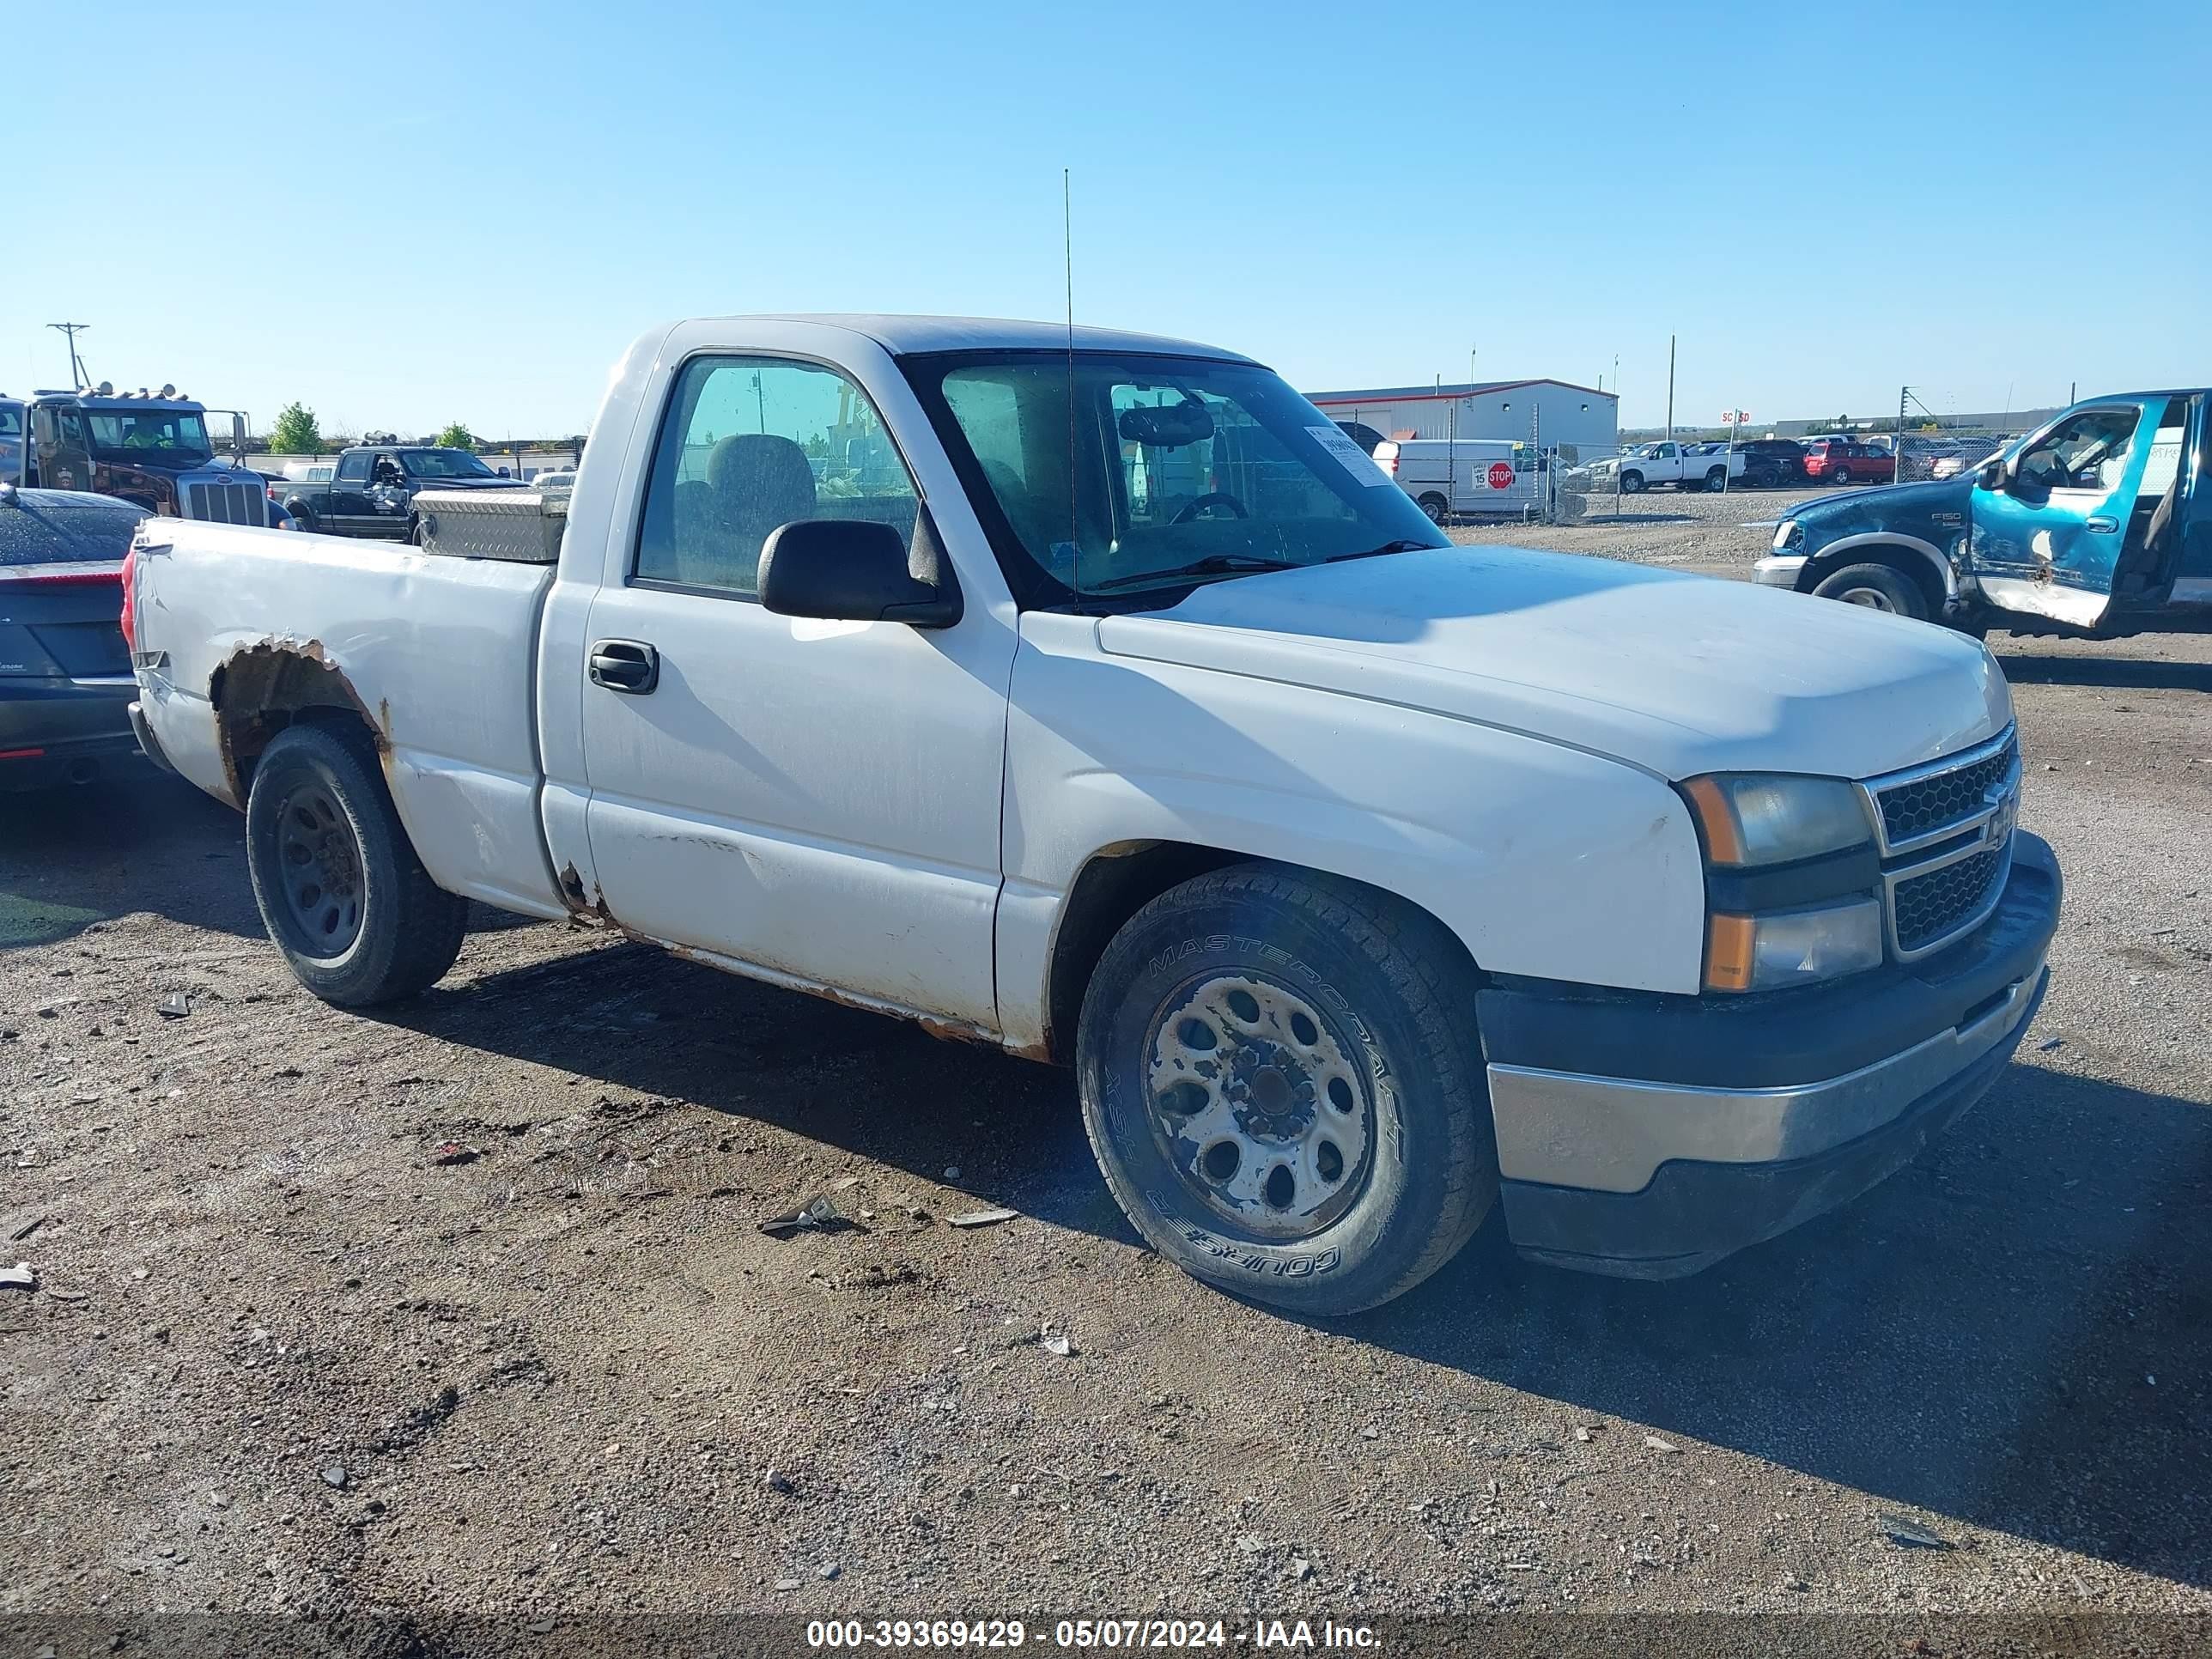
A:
272 781 366 957
1145 972 1374 1239
1418 495 1448 526
1077 861 1497 1316
244 723 470 1006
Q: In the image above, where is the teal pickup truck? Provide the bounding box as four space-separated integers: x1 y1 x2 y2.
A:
1756 390 2209 635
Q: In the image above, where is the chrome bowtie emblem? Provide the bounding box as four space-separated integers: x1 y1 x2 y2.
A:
1984 783 2019 848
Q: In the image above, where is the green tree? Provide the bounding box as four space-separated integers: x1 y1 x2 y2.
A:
268 402 322 454
434 422 477 451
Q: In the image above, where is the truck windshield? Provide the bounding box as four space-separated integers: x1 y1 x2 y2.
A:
906 352 1445 602
85 409 212 462
404 450 499 479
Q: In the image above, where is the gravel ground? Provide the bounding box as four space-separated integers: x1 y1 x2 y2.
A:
3 520 2208 1650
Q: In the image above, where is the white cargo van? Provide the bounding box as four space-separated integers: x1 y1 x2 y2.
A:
1373 438 1548 523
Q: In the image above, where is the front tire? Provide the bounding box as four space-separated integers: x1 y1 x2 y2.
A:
1811 560 1929 620
1619 471 1645 494
1075 864 1497 1316
244 723 469 1006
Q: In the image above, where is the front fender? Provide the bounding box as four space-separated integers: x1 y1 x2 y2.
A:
1803 530 1959 603
996 616 1709 1051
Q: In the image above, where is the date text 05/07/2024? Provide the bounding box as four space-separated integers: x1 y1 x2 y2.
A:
805 1619 1382 1649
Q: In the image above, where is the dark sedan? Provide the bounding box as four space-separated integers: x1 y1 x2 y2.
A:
0 484 150 789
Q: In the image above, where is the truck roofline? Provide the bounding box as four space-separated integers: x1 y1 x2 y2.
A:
668 313 1261 367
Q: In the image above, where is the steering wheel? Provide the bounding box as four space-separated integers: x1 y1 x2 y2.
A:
1170 490 1249 525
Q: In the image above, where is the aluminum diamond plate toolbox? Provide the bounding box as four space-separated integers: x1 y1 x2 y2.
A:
412 489 566 563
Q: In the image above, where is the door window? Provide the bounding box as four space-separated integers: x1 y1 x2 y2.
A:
2014 409 2140 492
634 356 920 599
336 452 369 484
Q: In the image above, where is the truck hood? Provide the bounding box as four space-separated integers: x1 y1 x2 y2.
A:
1095 546 2010 781
1787 475 1973 530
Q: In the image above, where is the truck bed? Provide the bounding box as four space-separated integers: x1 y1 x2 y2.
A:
131 520 568 919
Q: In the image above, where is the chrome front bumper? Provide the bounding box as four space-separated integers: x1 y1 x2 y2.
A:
1478 833 2062 1278
1753 553 1808 588
1488 957 2045 1198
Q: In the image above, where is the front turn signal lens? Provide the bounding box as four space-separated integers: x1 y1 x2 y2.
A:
1705 899 1884 994
1705 914 1758 992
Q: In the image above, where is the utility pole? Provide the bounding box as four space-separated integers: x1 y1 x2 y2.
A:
1899 385 1909 477
1663 335 1675 444
47 322 91 390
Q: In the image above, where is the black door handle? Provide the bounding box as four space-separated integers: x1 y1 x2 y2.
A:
588 639 659 694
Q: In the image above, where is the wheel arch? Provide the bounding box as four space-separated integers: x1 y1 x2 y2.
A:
1036 839 1483 1066
1803 532 1954 613
210 641 388 807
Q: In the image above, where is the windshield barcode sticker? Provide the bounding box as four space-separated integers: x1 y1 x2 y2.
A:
1306 425 1395 487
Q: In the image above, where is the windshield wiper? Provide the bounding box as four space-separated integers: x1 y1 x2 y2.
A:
1325 538 1440 564
1085 553 1302 592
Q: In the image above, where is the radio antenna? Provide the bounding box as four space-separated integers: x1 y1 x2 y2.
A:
1063 167 1080 602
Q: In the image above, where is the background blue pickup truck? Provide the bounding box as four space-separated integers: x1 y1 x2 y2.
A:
1757 389 2209 636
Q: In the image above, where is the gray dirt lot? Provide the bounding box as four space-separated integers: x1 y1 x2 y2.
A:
3 500 2209 1644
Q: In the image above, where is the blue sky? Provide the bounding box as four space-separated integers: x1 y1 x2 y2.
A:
12 1 2209 439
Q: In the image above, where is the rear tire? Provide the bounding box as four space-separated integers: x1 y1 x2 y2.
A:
244 723 468 1006
1417 494 1449 526
289 506 316 534
1075 863 1497 1316
1811 561 1929 620
1705 468 1729 492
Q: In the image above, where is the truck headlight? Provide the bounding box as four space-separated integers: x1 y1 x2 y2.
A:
1680 774 1869 866
1680 773 1883 992
1771 519 1802 550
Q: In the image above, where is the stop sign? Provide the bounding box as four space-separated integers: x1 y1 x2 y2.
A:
1486 461 1515 490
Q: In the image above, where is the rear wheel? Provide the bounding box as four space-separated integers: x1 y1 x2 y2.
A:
1812 560 1928 620
1417 494 1449 526
244 723 468 1006
1705 467 1729 492
1075 863 1497 1316
289 506 316 534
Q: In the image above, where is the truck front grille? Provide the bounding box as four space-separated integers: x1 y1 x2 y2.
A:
1893 846 2009 954
1873 732 2018 850
185 481 268 526
1863 726 2022 960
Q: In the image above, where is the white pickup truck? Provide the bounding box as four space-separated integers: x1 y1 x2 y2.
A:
1592 441 1747 494
123 314 2059 1314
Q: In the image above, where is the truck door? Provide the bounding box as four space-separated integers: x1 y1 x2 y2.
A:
325 450 376 534
31 407 94 493
574 352 1013 1031
1967 400 2162 628
2169 398 2212 607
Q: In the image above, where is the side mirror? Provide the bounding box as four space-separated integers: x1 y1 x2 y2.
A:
758 517 962 629
1975 457 2008 491
231 413 247 457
